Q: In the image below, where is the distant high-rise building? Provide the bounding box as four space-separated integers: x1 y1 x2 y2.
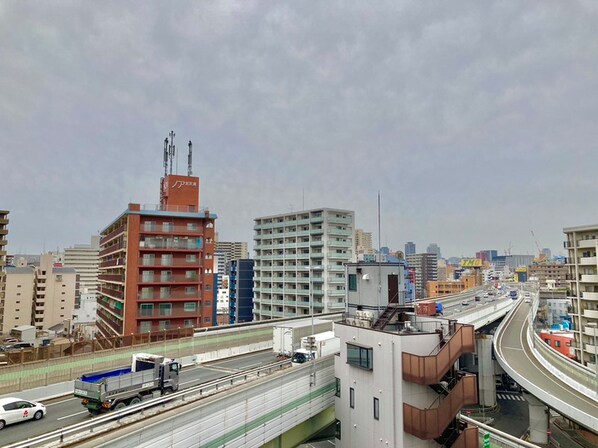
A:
476 250 498 262
405 253 438 299
0 210 8 332
355 229 373 256
64 236 100 297
215 241 249 266
426 243 441 259
228 259 254 324
404 241 416 256
97 135 217 337
253 208 355 320
563 224 598 371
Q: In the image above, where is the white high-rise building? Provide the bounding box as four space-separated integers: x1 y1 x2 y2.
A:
253 208 355 320
64 236 100 296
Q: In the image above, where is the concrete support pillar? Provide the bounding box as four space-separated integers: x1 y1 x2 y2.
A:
523 391 549 445
476 335 497 408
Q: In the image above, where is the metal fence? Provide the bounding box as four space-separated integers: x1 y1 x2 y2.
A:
0 325 273 395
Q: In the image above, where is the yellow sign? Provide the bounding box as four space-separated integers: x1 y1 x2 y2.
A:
461 259 483 267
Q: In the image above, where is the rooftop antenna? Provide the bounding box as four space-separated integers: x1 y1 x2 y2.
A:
163 138 168 177
377 191 381 314
187 140 193 176
168 130 175 175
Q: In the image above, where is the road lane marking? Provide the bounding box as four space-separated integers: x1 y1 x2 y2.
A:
46 397 79 406
57 410 89 421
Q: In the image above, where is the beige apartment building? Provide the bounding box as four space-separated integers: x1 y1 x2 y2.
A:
3 254 77 332
355 228 373 256
563 224 598 371
0 210 8 333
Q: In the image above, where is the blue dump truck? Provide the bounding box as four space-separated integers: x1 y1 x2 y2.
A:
74 353 180 414
510 290 518 299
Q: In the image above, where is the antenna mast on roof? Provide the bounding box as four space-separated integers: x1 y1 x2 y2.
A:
163 138 168 177
187 140 193 176
168 130 176 175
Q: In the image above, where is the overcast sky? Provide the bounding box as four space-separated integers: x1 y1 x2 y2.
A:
1 1 598 259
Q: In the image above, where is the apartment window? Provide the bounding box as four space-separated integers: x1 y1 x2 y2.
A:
335 419 341 440
185 286 196 295
348 274 357 291
335 378 341 397
373 397 380 420
184 302 196 312
159 303 172 316
185 270 197 280
184 319 195 327
140 303 153 316
140 287 153 300
555 340 561 348
162 222 174 232
139 321 151 332
347 343 373 370
187 223 199 231
186 254 197 262
159 320 170 330
144 221 156 232
203 317 210 323
349 387 355 408
160 287 170 299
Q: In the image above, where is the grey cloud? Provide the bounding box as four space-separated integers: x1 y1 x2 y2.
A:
1 1 597 257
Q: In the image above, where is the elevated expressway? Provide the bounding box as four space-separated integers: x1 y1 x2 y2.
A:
494 292 598 443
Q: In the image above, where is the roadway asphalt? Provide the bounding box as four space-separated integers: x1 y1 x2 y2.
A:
0 350 280 446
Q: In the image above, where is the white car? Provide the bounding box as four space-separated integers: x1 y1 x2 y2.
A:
0 397 46 430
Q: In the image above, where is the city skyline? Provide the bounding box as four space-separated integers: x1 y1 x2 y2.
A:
2 2 598 257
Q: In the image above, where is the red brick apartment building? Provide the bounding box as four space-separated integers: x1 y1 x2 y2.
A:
97 174 216 338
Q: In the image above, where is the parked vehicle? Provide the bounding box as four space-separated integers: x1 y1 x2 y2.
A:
273 319 333 358
435 303 444 315
0 397 46 430
0 342 34 351
291 331 340 365
73 353 180 414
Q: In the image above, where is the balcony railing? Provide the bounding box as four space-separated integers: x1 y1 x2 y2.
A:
140 239 202 250
141 224 203 235
100 242 125 257
100 224 126 245
98 286 124 300
403 373 478 440
98 274 124 283
99 258 125 269
137 308 200 319
138 258 202 267
139 274 199 284
402 323 476 385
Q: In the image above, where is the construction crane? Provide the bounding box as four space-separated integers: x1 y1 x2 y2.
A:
504 242 512 256
531 230 546 263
